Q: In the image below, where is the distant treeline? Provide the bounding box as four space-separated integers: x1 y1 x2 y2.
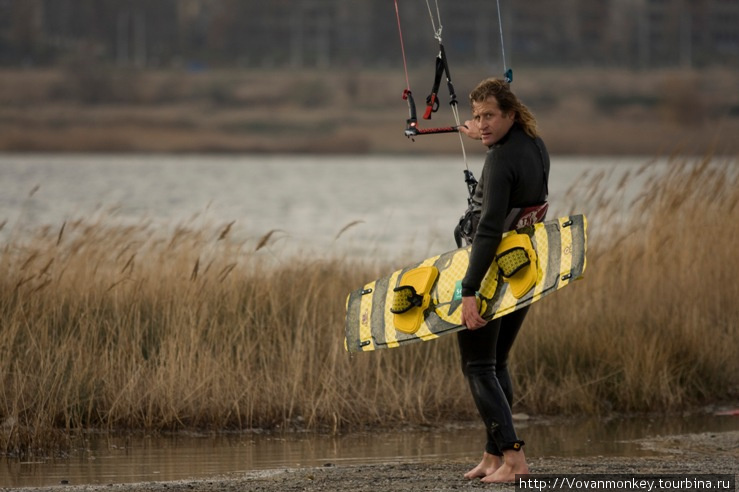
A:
1 0 738 69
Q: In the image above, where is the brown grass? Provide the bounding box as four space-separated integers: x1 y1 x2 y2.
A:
1 156 738 457
517 155 739 413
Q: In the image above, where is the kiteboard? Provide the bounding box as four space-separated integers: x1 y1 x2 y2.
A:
344 214 587 353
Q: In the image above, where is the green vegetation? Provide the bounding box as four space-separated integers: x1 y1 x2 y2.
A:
1 157 737 457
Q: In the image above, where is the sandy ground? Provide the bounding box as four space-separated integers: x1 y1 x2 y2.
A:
10 431 737 492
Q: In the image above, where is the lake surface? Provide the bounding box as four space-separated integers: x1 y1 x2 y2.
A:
0 153 657 257
2 412 738 488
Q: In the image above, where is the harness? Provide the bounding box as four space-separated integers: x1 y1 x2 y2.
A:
454 133 550 247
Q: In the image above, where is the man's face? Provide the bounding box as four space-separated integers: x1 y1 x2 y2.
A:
471 96 515 147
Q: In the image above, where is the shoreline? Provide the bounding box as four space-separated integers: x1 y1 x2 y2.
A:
2 67 738 156
9 430 738 492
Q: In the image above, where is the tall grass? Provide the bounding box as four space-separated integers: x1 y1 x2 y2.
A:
516 155 739 414
1 156 738 456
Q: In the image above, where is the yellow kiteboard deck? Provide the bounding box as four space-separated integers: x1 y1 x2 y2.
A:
344 214 587 352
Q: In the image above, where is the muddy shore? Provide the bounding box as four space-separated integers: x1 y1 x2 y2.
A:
10 431 737 492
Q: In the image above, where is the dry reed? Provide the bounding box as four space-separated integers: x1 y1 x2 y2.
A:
1 156 738 457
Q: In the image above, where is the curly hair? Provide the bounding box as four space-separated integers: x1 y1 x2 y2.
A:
469 78 538 139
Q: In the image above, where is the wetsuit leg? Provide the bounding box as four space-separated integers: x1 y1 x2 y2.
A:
496 305 530 406
457 306 530 455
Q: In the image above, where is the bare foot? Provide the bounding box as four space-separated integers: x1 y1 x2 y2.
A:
464 451 503 480
481 449 529 483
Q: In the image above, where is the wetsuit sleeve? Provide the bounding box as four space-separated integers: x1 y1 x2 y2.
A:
461 150 514 297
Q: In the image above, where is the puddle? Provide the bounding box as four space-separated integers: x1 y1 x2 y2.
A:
1 413 737 488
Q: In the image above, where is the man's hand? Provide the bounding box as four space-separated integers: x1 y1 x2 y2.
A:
461 295 486 330
458 119 481 140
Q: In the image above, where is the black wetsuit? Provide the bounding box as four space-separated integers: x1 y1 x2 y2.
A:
457 122 549 456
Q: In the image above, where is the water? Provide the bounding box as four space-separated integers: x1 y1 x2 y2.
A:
0 153 654 257
2 413 737 488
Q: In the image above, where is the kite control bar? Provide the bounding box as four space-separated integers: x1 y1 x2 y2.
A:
394 0 461 140
401 42 461 139
402 89 459 138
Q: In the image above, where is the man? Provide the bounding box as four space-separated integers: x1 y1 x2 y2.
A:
457 78 549 483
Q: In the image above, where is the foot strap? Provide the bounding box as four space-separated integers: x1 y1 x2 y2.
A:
495 233 538 299
390 266 439 334
390 285 424 314
495 247 531 278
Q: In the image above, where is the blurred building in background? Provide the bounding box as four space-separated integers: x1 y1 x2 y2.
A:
0 0 737 69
